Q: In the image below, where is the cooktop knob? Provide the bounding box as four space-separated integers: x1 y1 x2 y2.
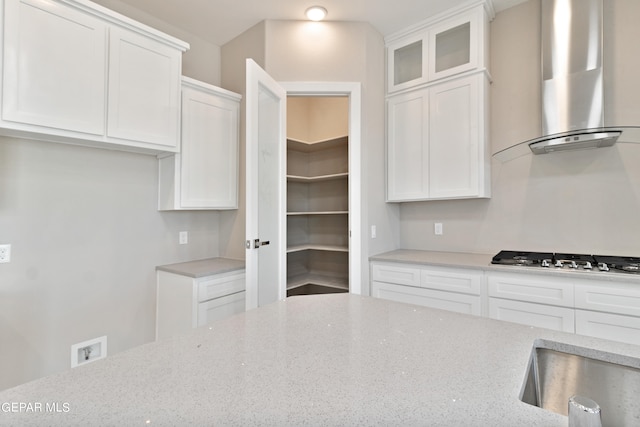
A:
583 261 593 270
598 262 609 272
541 259 550 267
555 260 563 268
569 261 578 269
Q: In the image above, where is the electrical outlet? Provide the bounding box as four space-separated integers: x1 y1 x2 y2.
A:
0 244 11 263
371 225 377 239
71 336 107 368
179 231 188 245
434 222 443 236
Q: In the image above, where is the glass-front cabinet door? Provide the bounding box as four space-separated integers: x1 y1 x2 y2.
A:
386 31 428 93
428 9 480 81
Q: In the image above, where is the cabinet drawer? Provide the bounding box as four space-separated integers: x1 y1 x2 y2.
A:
197 291 245 327
576 309 640 346
487 273 573 307
575 283 640 317
372 281 481 316
372 263 421 287
421 267 481 295
197 272 245 302
489 298 574 332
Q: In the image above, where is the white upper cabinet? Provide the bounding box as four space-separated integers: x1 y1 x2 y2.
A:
106 27 182 149
386 88 429 201
2 0 107 135
428 8 482 81
386 2 490 93
386 1 492 202
387 31 429 93
158 78 241 210
0 0 189 154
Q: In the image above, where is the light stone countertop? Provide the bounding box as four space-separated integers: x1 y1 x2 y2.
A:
156 257 244 278
1 294 639 426
370 249 640 284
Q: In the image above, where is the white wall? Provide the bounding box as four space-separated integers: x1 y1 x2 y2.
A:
90 0 222 86
0 2 225 390
399 0 640 256
0 138 221 390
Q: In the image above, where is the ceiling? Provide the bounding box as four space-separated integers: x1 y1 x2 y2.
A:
94 0 528 46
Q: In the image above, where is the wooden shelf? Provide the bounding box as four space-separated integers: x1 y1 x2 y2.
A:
287 244 348 253
287 135 348 152
287 172 348 183
287 273 349 291
287 211 348 216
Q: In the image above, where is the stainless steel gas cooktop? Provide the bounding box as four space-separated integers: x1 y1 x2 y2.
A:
491 250 640 274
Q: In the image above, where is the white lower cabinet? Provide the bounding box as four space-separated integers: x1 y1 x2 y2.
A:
575 310 640 346
574 281 640 346
371 262 483 315
373 281 481 315
370 260 640 345
487 272 574 332
488 298 575 332
156 269 245 340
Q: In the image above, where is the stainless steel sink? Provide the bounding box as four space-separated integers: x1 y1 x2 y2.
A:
520 340 640 426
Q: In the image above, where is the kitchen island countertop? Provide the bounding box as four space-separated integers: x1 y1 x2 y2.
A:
1 294 639 426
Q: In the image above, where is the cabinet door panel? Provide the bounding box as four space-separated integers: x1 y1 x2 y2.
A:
487 272 574 307
373 281 481 315
386 89 429 201
2 0 106 134
197 291 245 327
107 27 180 148
421 267 481 295
489 298 574 332
181 87 239 208
428 9 480 81
576 310 640 346
197 273 245 303
575 283 640 317
372 263 421 287
429 75 479 198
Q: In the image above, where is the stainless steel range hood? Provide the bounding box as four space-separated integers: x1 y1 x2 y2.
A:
494 0 639 161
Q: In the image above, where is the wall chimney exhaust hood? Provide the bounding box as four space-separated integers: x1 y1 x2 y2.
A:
494 0 640 162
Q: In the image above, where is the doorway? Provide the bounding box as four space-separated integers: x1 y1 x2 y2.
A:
281 82 362 296
245 62 362 310
285 96 350 296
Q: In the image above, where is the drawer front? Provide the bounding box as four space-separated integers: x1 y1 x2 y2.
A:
421 267 482 295
487 273 574 307
575 283 640 317
489 298 575 332
372 263 421 287
197 272 245 302
372 281 481 316
575 309 640 346
197 291 245 327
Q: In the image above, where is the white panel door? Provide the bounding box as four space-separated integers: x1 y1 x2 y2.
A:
2 0 106 134
386 88 429 201
429 74 479 198
245 59 287 310
107 27 181 149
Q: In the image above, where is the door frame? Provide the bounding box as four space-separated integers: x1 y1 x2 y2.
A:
280 82 363 294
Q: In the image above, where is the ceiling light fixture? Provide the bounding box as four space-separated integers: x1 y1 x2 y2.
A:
305 6 327 21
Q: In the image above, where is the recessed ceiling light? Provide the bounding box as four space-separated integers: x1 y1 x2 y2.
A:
305 6 327 21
